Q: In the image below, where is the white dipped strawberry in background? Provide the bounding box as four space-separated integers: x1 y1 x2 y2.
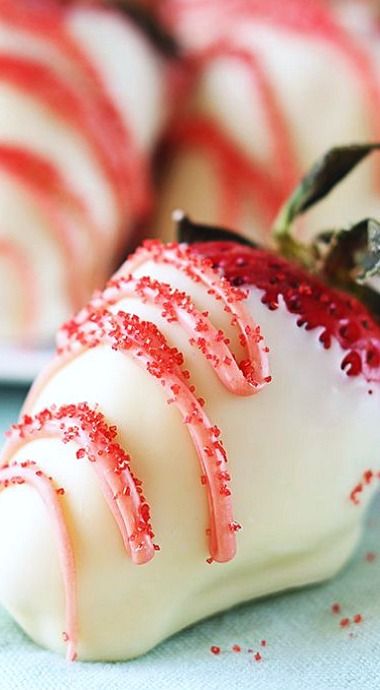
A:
155 0 380 242
0 0 172 344
0 147 379 661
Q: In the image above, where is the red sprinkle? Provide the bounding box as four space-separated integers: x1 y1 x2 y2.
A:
353 614 363 624
331 603 341 615
210 645 221 655
254 652 262 662
232 644 241 652
340 618 350 628
349 469 380 505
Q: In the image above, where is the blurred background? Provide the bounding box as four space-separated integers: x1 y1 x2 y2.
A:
0 0 380 378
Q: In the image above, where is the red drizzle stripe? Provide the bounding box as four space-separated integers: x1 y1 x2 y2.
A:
163 115 283 226
0 461 77 661
0 0 150 219
3 404 155 565
0 54 133 213
194 42 300 198
0 144 102 244
0 237 37 337
0 145 106 313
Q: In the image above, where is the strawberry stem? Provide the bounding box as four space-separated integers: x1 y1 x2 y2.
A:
273 143 380 296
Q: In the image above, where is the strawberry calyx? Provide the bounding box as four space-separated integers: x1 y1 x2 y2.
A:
272 143 380 312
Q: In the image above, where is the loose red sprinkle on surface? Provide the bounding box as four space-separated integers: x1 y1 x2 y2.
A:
210 646 221 655
350 469 380 505
340 618 350 628
232 644 241 653
260 640 267 647
254 652 262 662
353 614 363 624
331 603 341 615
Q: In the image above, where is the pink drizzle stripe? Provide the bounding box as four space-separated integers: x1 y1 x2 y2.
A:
23 241 271 563
3 406 155 566
61 273 268 396
118 241 270 390
14 242 271 656
0 461 77 661
26 313 238 563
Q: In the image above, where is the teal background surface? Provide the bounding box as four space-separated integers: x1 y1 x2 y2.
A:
0 384 379 690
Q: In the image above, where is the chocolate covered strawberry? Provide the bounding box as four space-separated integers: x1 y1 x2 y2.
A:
155 0 380 243
0 146 379 661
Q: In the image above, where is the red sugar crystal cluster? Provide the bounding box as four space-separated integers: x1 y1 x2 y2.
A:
331 602 364 629
350 469 380 506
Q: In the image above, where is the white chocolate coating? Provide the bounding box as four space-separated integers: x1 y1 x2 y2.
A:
155 1 380 242
0 250 378 660
0 3 168 344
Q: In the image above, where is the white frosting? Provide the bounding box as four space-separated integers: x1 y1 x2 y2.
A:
0 255 378 660
0 5 167 344
155 2 380 242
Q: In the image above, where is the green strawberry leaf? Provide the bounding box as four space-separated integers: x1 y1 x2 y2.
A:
274 143 380 241
271 142 380 317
